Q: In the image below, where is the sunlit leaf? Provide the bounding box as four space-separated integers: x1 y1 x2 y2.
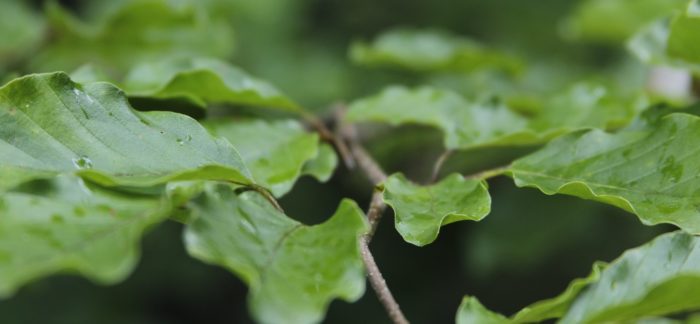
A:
0 175 170 297
123 57 300 111
205 119 335 197
382 173 490 246
349 27 521 74
346 85 641 150
0 72 253 191
510 113 700 233
184 185 368 324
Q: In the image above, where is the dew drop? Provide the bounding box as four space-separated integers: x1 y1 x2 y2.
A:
72 156 93 169
176 138 185 145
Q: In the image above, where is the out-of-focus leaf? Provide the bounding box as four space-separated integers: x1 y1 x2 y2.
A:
668 13 700 64
459 231 700 322
122 57 300 111
0 73 253 192
0 175 170 297
31 1 234 74
184 186 368 324
510 113 700 233
562 0 685 44
301 143 338 183
628 16 700 75
0 1 44 62
346 85 641 150
349 28 521 74
205 119 335 197
382 173 490 246
70 64 111 84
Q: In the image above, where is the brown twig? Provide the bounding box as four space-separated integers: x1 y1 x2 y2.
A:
334 105 409 324
303 110 356 169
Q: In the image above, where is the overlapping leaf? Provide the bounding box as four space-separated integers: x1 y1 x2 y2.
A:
184 185 368 324
122 57 300 111
0 175 171 297
382 173 490 246
205 119 337 197
31 1 234 74
458 231 700 323
346 85 640 150
0 72 253 191
562 0 685 44
510 113 700 233
349 28 521 74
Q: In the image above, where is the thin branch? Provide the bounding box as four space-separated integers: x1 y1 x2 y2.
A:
430 149 453 183
360 236 410 324
334 105 409 324
303 110 356 169
248 184 285 213
465 165 510 180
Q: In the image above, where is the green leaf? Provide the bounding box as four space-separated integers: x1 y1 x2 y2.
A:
0 72 253 191
0 1 44 62
561 0 686 44
382 173 490 246
122 57 300 111
458 231 700 322
628 13 700 75
510 113 700 234
205 119 336 197
456 263 604 323
184 185 368 324
31 1 235 74
561 231 700 323
0 175 170 297
346 85 641 150
349 27 521 74
301 143 338 183
668 12 700 64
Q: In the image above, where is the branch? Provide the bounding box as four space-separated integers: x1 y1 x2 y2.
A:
465 165 510 180
302 110 356 169
430 149 453 183
360 236 410 324
334 105 410 324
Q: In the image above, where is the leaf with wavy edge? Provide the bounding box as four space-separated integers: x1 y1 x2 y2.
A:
302 143 338 183
205 119 336 197
0 175 172 297
123 57 300 111
382 173 490 246
456 263 604 323
511 113 700 233
346 85 640 150
0 72 253 192
31 1 234 74
458 231 700 323
184 185 368 324
349 27 521 74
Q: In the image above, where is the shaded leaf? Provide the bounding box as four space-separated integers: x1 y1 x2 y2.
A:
301 143 338 183
122 57 300 111
382 173 490 246
0 175 170 297
31 1 234 74
349 27 521 74
510 113 700 233
205 119 335 197
0 72 253 191
184 185 368 324
456 297 509 324
459 232 700 323
0 1 44 62
346 85 640 150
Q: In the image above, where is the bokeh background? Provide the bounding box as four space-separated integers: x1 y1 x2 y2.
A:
0 0 677 323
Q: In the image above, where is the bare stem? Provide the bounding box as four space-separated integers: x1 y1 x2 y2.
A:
333 106 409 324
303 110 356 169
360 236 410 324
430 149 453 183
465 165 510 180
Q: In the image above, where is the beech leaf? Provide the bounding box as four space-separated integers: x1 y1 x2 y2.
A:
184 186 368 324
